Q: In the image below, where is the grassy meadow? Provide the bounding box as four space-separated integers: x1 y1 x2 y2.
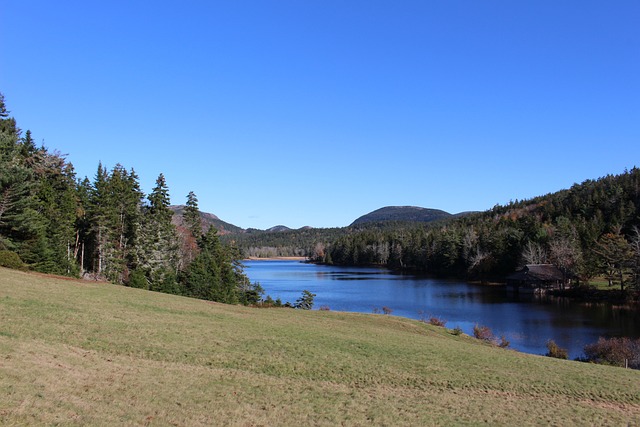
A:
1 267 639 426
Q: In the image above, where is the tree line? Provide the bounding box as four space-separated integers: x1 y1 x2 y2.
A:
4 90 640 297
0 93 261 305
310 169 640 293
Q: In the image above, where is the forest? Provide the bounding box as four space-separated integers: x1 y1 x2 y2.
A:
2 91 640 300
308 170 640 293
0 93 261 305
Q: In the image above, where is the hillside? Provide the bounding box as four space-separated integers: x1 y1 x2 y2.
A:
1 267 639 425
170 205 244 235
351 206 453 226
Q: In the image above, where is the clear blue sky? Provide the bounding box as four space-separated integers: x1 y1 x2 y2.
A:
2 1 639 229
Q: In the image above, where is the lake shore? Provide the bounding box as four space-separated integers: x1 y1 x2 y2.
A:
243 256 307 261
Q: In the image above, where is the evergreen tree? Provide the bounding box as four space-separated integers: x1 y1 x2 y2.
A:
178 190 202 270
184 191 202 240
86 163 143 282
183 226 260 304
32 149 80 275
137 173 180 292
0 95 45 265
87 163 110 277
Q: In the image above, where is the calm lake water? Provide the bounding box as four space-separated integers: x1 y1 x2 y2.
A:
244 260 640 359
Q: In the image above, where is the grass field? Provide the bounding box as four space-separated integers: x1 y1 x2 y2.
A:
1 267 639 426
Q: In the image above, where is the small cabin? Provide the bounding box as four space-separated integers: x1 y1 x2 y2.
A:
506 264 571 294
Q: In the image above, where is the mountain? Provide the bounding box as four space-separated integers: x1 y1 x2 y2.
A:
170 205 244 235
350 206 453 226
266 225 292 233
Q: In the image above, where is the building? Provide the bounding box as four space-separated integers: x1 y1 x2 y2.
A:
506 264 572 294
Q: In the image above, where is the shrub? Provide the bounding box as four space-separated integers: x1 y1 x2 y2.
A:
583 337 640 369
545 340 568 359
451 326 463 336
382 306 393 315
473 324 494 342
428 317 447 327
498 335 510 348
0 250 25 270
319 305 331 311
127 269 147 289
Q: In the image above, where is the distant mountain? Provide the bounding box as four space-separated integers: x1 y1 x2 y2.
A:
170 205 244 235
350 206 453 226
266 225 292 233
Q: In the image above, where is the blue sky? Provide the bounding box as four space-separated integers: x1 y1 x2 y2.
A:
2 1 639 229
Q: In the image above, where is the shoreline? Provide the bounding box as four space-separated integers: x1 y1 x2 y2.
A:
243 256 307 261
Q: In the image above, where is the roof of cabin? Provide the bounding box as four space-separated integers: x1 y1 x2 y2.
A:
506 264 566 282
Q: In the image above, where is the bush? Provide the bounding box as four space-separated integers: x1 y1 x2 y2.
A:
498 335 510 348
0 250 25 270
451 326 463 336
583 337 640 369
127 269 148 289
545 340 568 359
428 317 447 327
473 324 494 342
382 306 393 315
318 305 331 311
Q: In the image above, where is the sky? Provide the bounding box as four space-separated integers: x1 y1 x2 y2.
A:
2 1 639 230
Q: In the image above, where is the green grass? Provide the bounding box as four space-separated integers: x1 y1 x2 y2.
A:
1 267 640 426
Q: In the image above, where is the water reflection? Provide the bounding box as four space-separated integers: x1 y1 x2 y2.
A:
244 260 640 359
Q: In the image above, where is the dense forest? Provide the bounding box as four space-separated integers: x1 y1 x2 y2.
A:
0 93 261 305
310 171 640 292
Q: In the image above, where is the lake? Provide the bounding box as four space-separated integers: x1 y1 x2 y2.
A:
243 260 640 359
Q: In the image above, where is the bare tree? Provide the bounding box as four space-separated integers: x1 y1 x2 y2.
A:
522 241 548 265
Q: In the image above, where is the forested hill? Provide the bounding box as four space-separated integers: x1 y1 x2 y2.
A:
170 205 243 235
350 206 453 226
318 169 640 291
0 93 263 306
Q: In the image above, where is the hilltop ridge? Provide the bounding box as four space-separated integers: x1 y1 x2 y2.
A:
350 205 453 226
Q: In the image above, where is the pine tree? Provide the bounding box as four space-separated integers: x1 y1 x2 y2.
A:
32 149 80 275
0 94 45 265
184 191 202 240
88 163 110 277
178 190 202 270
105 165 143 283
136 173 180 292
184 226 239 304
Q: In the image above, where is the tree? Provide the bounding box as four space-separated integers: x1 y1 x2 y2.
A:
178 191 202 269
593 229 633 291
87 163 110 276
548 217 583 285
136 173 180 292
0 97 47 267
183 191 202 240
628 226 640 291
183 226 255 304
522 241 548 265
294 290 316 310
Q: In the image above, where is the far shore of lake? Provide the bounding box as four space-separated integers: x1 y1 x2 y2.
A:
243 256 308 261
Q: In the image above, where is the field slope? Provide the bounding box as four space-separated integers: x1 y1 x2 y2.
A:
1 267 639 426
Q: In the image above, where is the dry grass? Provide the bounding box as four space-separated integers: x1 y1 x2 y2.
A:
1 267 640 425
